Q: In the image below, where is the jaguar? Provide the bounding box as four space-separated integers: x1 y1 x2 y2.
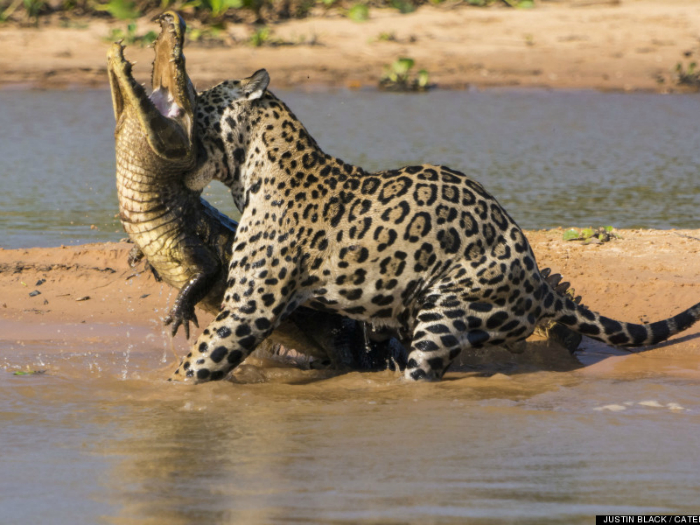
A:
171 68 700 383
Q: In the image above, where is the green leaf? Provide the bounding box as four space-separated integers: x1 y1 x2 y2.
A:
392 57 415 77
516 0 534 8
95 0 141 20
23 0 45 18
562 229 580 241
188 27 203 41
347 3 369 22
202 0 242 17
1 0 23 23
417 69 429 88
249 26 270 47
581 227 595 239
390 0 414 14
603 225 614 232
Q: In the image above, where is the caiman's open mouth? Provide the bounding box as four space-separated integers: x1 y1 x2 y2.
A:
107 11 195 160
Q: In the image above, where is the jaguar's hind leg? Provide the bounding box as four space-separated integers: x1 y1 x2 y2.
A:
403 307 489 381
404 295 539 381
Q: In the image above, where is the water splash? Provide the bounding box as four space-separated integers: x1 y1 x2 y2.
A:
121 330 132 380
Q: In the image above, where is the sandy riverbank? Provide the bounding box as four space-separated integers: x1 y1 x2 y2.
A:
1 0 699 92
2 229 699 371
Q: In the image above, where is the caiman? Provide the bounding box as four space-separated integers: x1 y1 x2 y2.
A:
108 12 402 370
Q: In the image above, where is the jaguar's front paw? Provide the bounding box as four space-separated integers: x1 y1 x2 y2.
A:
168 355 195 382
169 352 231 383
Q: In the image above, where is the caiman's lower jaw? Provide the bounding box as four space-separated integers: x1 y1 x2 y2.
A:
106 12 195 161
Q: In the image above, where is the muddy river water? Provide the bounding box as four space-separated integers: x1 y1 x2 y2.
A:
1 89 700 522
1 89 700 248
3 324 700 523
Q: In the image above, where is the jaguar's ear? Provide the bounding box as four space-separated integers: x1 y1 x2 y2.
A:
242 69 270 101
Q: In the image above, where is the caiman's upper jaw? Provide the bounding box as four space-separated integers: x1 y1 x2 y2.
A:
107 12 195 161
150 11 195 140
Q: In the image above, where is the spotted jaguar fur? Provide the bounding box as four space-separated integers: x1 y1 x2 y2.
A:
171 69 700 383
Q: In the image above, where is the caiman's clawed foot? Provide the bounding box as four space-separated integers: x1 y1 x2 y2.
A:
164 301 199 340
164 271 218 339
127 245 163 281
127 245 144 267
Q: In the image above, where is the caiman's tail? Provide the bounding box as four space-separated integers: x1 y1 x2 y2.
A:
547 283 700 347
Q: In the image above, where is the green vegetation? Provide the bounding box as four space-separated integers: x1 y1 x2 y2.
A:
390 0 414 14
203 0 244 19
187 24 225 44
249 24 270 45
376 31 396 42
346 3 368 21
106 22 157 46
563 226 620 244
1 0 45 24
667 47 700 90
0 0 537 25
94 0 140 20
12 369 46 376
379 57 431 92
675 60 700 89
246 25 319 46
23 0 45 22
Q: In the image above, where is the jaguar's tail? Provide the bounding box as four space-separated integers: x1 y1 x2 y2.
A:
547 283 700 347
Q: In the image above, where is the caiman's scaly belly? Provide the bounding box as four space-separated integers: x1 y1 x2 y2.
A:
115 121 196 291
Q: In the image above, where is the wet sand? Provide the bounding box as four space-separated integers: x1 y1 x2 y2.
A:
2 228 699 376
1 0 700 92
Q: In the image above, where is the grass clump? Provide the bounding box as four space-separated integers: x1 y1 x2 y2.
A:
379 57 431 92
249 24 270 45
376 31 396 42
675 60 700 89
562 226 620 244
346 2 368 21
